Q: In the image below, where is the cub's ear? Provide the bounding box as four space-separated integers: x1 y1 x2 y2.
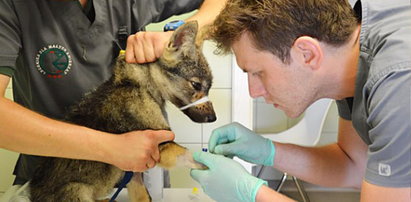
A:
195 24 211 49
169 21 198 51
163 21 198 60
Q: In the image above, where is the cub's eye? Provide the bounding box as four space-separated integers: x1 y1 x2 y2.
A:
191 81 202 91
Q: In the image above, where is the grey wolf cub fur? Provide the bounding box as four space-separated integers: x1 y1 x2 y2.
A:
29 21 215 202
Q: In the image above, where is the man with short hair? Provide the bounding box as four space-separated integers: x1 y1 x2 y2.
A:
191 0 411 201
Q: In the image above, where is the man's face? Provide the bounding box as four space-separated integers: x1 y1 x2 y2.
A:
232 33 317 118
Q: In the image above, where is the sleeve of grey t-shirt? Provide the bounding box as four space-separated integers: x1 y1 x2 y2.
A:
365 69 411 187
131 0 204 28
0 0 21 70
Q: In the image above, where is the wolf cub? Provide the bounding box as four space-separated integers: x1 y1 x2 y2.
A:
29 21 215 202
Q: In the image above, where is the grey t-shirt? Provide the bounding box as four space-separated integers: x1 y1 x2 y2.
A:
336 0 411 187
0 0 203 184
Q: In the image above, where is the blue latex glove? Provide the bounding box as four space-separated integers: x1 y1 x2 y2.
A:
209 122 275 166
191 152 267 202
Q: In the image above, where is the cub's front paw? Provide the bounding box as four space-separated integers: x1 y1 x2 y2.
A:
158 142 207 170
178 151 208 170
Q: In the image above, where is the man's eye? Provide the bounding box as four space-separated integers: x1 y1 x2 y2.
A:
191 81 202 91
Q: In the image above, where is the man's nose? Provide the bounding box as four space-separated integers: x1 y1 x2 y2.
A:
248 74 266 98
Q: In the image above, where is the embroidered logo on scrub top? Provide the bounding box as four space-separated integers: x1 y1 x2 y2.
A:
36 44 72 78
378 163 391 176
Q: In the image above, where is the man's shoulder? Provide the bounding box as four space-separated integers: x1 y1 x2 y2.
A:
359 0 411 89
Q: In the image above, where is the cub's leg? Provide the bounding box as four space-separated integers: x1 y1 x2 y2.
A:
55 183 95 202
127 173 151 202
158 142 207 169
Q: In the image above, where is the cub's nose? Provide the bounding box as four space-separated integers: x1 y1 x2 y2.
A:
205 114 217 122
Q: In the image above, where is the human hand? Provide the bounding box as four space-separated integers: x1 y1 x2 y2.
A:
191 152 267 202
125 31 173 64
107 130 174 172
209 122 275 166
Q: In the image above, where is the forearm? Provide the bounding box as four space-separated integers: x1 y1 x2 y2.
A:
256 185 296 202
186 0 226 28
273 142 361 188
0 97 112 163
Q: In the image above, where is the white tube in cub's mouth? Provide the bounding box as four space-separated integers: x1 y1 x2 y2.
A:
179 96 209 111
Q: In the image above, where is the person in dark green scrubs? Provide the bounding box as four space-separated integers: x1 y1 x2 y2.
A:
0 0 227 196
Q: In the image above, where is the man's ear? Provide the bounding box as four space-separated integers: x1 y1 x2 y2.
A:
290 36 323 70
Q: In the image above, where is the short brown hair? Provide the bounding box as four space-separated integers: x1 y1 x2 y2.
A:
211 0 358 63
